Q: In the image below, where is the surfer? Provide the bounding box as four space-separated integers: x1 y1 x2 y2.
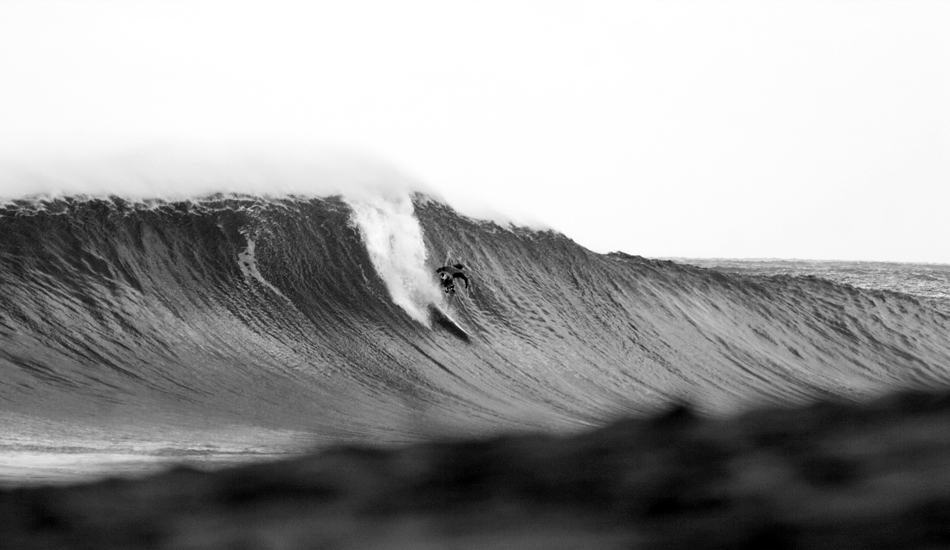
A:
436 264 469 295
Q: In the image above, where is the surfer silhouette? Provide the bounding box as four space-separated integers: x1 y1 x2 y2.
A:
436 264 469 295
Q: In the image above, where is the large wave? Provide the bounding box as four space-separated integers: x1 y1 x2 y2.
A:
2 192 949 446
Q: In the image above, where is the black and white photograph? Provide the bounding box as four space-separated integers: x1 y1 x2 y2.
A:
1 1 949 548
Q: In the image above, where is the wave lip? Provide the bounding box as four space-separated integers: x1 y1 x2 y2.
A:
0 145 434 203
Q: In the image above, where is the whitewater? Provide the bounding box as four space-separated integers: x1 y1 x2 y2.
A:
2 157 950 485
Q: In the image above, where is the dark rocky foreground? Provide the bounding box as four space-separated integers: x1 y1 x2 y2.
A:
4 391 950 549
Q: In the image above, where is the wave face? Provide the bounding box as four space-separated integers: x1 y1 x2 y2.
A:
675 258 950 315
2 194 950 444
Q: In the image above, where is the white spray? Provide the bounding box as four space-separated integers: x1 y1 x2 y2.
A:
345 193 443 326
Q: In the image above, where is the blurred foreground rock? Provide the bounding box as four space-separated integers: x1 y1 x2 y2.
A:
4 390 950 549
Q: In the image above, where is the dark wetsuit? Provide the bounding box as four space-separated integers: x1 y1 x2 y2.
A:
436 264 469 294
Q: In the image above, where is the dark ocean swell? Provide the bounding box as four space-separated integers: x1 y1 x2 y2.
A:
2 195 950 444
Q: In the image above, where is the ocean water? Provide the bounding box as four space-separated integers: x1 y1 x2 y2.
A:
2 192 949 484
675 258 950 315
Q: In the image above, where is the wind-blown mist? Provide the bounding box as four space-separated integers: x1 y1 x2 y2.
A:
0 145 433 203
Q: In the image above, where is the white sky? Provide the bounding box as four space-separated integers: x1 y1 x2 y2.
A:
1 0 948 263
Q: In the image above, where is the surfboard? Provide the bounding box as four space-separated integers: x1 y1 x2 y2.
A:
428 304 471 341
